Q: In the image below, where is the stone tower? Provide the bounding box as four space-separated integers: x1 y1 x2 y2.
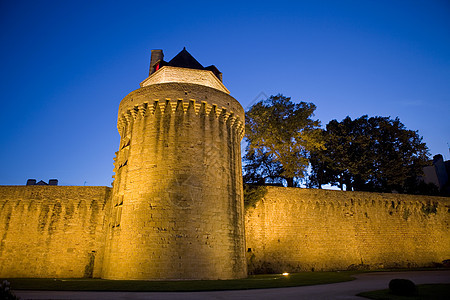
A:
102 49 247 280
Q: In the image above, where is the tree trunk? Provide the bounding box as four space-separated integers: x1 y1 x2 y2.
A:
317 168 324 189
286 177 294 187
344 175 353 191
339 174 344 190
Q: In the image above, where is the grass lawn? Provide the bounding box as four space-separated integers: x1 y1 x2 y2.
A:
357 283 450 300
6 271 358 292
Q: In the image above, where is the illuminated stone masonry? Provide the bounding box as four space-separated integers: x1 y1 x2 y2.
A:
246 187 450 274
0 186 110 278
0 49 449 280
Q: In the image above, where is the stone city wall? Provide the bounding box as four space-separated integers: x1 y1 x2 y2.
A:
245 187 450 274
0 186 111 278
1 184 449 278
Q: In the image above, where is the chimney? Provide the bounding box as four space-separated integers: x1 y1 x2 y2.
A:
149 49 164 76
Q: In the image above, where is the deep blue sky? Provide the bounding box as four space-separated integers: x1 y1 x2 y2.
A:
1 0 449 186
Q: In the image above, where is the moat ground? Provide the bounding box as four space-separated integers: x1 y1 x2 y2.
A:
11 270 450 300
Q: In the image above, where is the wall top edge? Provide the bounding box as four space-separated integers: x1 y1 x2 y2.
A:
261 186 450 202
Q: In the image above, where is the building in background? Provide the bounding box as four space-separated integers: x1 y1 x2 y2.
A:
26 179 58 186
422 154 450 195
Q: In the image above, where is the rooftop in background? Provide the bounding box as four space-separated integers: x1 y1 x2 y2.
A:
26 179 58 186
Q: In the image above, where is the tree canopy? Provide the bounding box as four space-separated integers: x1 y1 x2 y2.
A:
309 115 431 193
243 94 324 187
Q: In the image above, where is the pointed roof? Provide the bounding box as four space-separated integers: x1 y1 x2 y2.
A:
167 47 204 70
147 48 223 81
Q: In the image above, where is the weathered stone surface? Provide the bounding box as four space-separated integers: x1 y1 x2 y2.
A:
1 184 449 279
0 186 110 278
102 78 247 280
246 187 450 274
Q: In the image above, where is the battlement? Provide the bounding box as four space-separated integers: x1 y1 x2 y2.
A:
117 99 244 138
117 83 245 138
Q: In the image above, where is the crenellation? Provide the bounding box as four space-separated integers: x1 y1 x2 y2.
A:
119 94 244 132
157 100 166 115
227 114 237 127
131 105 139 119
200 101 210 115
138 102 147 116
182 101 190 113
169 100 177 113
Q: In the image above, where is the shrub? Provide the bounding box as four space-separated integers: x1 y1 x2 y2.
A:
389 278 417 296
243 184 267 209
0 280 20 300
442 259 450 268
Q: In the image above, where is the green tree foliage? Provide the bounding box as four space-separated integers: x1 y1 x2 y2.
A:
243 150 284 185
309 115 430 193
244 94 324 187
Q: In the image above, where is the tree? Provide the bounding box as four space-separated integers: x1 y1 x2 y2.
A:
310 115 430 193
244 94 324 187
243 149 284 185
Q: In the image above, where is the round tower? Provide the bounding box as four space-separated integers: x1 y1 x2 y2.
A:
102 49 247 280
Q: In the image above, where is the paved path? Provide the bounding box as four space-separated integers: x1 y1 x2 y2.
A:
14 270 450 300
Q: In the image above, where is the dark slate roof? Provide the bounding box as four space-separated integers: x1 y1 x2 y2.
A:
152 48 223 81
167 47 204 70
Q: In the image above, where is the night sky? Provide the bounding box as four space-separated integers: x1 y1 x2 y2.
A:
1 0 449 186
